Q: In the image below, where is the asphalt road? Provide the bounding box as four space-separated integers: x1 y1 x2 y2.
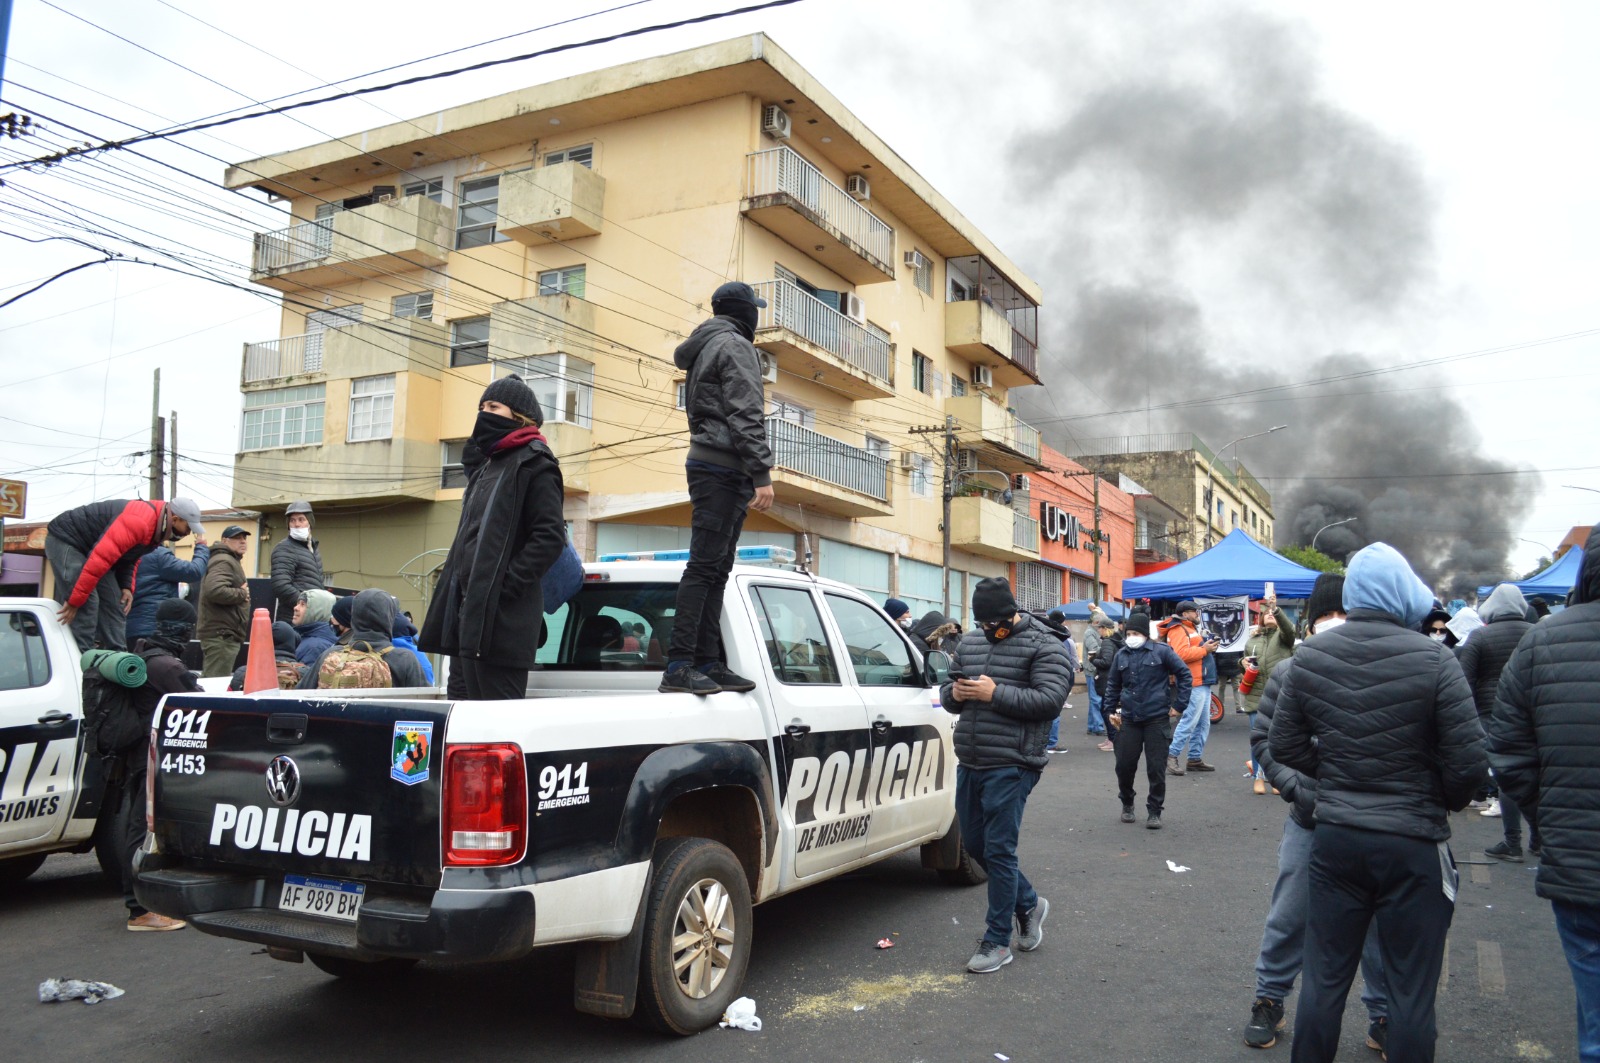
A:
3 714 1577 1062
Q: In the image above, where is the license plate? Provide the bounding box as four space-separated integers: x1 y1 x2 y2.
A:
279 874 365 922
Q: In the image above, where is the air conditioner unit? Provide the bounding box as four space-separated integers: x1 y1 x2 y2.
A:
845 174 871 201
972 365 995 388
758 351 778 384
903 249 928 271
899 451 920 470
761 105 792 140
955 449 980 472
1013 474 1031 494
840 292 866 322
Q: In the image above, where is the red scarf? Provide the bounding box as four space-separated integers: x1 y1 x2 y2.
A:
493 424 547 452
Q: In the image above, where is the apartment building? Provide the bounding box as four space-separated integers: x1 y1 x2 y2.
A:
224 34 1046 620
1061 434 1276 560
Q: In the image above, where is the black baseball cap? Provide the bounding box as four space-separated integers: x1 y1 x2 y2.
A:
221 524 252 539
711 281 767 308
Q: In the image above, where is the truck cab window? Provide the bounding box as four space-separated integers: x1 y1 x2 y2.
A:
535 584 676 670
0 612 52 691
823 594 919 687
749 585 839 686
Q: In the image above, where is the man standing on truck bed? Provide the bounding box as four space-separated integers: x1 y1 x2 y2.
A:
198 525 252 678
940 577 1073 974
659 281 776 696
270 501 324 621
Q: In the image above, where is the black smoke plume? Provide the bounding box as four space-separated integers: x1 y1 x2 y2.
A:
1000 3 1536 595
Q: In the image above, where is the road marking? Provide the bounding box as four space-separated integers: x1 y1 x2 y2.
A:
1470 862 1492 884
1478 940 1506 995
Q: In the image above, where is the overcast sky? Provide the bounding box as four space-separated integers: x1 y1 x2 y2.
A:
2 0 1595 576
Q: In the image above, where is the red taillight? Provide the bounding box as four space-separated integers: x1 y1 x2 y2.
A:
442 744 527 867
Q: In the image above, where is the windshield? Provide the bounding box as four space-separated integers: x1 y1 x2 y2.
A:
535 582 679 671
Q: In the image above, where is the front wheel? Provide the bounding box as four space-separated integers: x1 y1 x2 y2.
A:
0 853 47 888
935 826 988 887
305 953 417 980
633 837 753 1035
1209 692 1225 724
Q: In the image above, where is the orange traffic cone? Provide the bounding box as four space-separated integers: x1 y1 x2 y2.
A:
242 608 277 693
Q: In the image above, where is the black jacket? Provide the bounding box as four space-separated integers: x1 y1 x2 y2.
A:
1251 664 1317 830
1269 609 1487 842
270 535 325 619
1457 615 1534 720
939 614 1073 771
1091 632 1124 696
1488 527 1600 907
674 316 773 486
1102 639 1190 723
128 636 201 751
300 589 428 689
418 436 566 670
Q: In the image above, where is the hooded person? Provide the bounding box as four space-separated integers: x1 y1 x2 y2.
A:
418 374 566 700
1101 612 1192 829
292 588 339 666
1268 543 1486 1063
331 593 355 641
909 610 962 655
270 500 324 619
1458 583 1537 858
229 621 303 691
1488 525 1600 1058
389 599 435 685
300 588 427 689
1421 607 1458 648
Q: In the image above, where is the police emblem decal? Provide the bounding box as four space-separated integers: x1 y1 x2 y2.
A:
391 722 433 786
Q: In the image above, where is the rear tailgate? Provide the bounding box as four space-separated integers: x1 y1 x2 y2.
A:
151 693 448 889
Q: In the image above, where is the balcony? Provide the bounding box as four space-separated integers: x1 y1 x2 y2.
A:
242 333 317 384
765 416 892 518
489 293 596 360
944 299 1039 388
945 395 1043 473
751 280 893 399
743 147 895 284
949 496 1040 562
249 196 454 290
499 162 605 245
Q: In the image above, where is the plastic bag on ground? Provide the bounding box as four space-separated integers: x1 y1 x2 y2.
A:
720 995 762 1030
39 978 125 1005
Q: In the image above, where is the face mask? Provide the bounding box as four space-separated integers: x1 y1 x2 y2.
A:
898 615 914 629
1429 631 1448 642
1125 633 1147 649
470 410 521 457
981 620 1013 645
1311 617 1346 635
289 526 310 542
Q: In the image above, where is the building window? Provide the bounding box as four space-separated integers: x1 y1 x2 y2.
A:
537 265 586 298
544 144 594 168
241 384 325 451
864 436 890 461
1014 562 1061 612
449 316 490 366
441 440 468 489
496 354 593 428
950 374 967 397
768 395 815 429
1069 573 1098 601
392 291 433 319
818 539 891 602
403 178 444 202
911 249 933 295
912 351 933 395
456 175 504 249
348 374 396 441
675 381 687 409
909 453 932 497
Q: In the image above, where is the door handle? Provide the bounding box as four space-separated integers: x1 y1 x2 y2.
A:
784 720 811 738
871 717 892 734
267 712 309 745
37 710 73 726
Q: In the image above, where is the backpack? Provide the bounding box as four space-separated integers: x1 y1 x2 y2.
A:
276 658 307 690
317 641 393 689
82 648 163 757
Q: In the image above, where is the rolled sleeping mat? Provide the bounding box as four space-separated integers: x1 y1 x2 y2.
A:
80 649 147 688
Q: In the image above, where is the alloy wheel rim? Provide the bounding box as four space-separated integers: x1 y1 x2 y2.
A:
669 876 736 999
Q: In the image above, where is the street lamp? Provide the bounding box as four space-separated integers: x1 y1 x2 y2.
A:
1205 425 1289 549
1311 516 1358 554
1519 537 1556 556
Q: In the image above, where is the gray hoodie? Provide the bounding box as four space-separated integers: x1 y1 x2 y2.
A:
298 588 428 689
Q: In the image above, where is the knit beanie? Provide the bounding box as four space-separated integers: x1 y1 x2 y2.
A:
1305 573 1346 626
480 374 544 425
154 597 197 639
971 577 1019 623
331 595 355 630
1126 612 1151 638
883 598 910 620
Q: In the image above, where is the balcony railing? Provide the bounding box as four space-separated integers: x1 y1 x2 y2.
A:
243 333 312 382
1001 416 1042 463
766 416 889 501
752 280 892 383
254 219 334 273
1009 330 1038 378
746 147 894 269
1013 514 1040 552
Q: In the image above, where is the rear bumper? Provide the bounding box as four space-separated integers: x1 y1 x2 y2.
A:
134 854 536 961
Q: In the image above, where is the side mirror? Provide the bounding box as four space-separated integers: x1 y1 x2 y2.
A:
923 649 953 688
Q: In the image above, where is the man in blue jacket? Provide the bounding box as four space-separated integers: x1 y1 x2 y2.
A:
125 538 210 644
1102 612 1191 829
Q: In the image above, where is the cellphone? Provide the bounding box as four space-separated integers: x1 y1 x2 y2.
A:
1265 581 1275 599
948 670 968 681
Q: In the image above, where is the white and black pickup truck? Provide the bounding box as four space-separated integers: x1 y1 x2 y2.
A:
135 552 981 1034
0 599 124 886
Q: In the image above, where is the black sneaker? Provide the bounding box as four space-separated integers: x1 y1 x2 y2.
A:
697 662 756 692
658 664 721 695
1366 1016 1389 1054
1244 997 1287 1049
966 939 1012 973
1146 812 1163 830
1484 840 1524 863
1121 804 1136 824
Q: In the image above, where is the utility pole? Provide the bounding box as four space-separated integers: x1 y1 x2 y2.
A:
168 410 178 499
149 369 164 500
908 417 957 618
1091 472 1102 606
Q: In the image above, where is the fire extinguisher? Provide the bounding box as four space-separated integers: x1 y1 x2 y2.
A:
1239 659 1261 696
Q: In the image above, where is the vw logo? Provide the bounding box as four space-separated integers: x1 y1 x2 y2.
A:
265 755 301 807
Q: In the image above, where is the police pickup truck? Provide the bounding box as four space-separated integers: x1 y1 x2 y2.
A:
135 548 980 1034
0 599 124 886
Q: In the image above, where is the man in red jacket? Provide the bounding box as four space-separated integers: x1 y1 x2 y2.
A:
46 497 205 652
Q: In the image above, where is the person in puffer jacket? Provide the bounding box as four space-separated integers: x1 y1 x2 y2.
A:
125 541 210 643
1488 524 1600 1062
1101 612 1189 829
1458 582 1536 860
939 577 1072 976
1269 543 1486 1063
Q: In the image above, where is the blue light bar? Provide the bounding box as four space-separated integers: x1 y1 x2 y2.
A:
598 545 797 565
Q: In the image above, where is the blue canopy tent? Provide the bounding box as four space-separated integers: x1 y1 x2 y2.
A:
1047 600 1129 621
1479 546 1585 601
1122 529 1323 600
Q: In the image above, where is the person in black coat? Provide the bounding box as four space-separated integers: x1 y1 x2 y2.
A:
418 375 566 700
1269 543 1486 1063
1101 612 1190 829
1458 582 1537 859
1489 525 1600 1060
270 500 325 620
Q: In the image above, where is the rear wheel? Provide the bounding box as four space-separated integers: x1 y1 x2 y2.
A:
0 853 47 888
305 953 417 980
633 837 752 1035
1209 692 1225 724
937 827 988 887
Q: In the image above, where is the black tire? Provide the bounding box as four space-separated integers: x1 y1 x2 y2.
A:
1209 692 1225 725
633 837 753 1036
0 853 47 888
305 953 418 980
937 830 988 887
93 808 126 885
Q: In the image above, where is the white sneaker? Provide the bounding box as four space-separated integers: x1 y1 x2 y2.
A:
1468 798 1490 810
1480 799 1502 818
